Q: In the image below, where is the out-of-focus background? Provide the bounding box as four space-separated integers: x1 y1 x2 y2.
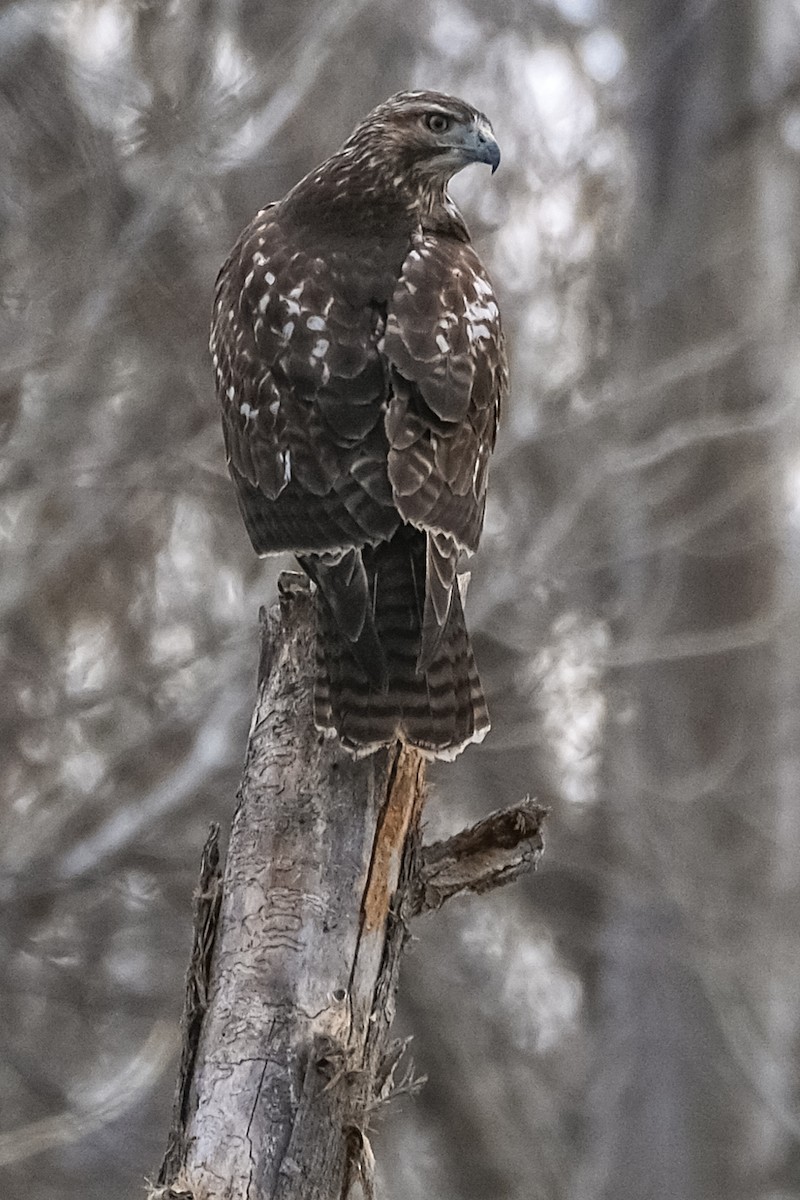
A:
2 1 799 1197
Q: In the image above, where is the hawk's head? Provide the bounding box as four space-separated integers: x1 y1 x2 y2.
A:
342 91 501 181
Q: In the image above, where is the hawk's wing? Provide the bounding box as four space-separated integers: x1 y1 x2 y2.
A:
383 232 506 664
211 205 398 554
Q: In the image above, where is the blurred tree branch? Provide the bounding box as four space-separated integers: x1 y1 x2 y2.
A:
151 575 544 1199
0 1022 175 1168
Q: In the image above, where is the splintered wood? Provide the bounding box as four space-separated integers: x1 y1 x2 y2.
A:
156 577 427 1200
154 575 544 1200
362 746 425 933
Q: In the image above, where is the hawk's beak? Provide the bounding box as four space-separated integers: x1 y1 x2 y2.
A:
464 121 501 174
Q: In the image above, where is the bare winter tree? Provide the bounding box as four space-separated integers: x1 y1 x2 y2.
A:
576 2 800 1198
150 579 544 1199
3 2 800 1199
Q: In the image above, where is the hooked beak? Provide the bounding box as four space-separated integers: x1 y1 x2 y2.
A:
463 119 501 174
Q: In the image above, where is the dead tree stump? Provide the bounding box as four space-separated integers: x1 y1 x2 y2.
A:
152 574 545 1200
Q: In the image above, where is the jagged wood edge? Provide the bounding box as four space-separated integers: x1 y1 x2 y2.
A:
157 824 223 1188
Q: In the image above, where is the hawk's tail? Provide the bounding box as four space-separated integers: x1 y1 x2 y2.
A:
310 529 490 760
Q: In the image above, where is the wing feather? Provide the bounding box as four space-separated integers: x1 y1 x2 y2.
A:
383 233 506 554
210 206 401 554
381 231 507 666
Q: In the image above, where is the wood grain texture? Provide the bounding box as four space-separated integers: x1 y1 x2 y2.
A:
412 801 547 914
153 573 545 1200
156 574 426 1200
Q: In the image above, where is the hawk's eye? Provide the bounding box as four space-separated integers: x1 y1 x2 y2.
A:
424 113 452 134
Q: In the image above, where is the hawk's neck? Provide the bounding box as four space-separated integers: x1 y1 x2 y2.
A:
281 151 469 243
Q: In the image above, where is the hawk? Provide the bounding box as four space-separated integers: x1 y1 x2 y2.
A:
211 91 507 759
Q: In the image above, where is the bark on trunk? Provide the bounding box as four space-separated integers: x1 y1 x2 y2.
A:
151 573 545 1200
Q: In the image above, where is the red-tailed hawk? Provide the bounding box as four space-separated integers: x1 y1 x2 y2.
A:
211 91 506 759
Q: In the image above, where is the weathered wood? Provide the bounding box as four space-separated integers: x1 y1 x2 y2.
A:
152 573 545 1200
412 800 547 915
159 824 223 1186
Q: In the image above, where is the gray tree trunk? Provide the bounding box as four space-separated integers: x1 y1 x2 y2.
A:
580 2 779 1198
150 574 545 1200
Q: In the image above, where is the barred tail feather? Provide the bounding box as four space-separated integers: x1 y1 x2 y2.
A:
311 530 489 760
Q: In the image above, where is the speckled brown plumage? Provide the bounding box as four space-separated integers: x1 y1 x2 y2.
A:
211 91 507 759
